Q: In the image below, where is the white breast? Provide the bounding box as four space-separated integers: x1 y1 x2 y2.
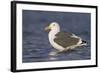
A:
48 29 65 52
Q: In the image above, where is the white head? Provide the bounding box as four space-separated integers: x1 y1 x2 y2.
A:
44 22 60 33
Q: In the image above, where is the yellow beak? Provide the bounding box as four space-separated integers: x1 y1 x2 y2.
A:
44 25 51 32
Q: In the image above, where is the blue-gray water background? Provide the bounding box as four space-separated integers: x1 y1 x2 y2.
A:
22 10 91 63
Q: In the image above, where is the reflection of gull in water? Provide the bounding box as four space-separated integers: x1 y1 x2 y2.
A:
49 57 57 60
45 22 87 56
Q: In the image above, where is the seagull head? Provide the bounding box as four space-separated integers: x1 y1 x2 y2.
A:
44 22 60 32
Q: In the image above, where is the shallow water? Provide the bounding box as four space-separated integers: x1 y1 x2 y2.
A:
22 31 91 63
22 10 91 63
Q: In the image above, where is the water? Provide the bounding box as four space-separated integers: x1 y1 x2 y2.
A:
22 10 91 63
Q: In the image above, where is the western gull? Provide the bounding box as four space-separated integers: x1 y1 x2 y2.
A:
45 22 87 55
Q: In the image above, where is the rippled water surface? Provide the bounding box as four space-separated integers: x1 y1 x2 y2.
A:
22 10 91 63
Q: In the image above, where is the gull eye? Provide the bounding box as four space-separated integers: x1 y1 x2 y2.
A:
53 24 55 26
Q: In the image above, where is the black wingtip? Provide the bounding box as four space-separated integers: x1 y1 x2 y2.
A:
82 40 87 44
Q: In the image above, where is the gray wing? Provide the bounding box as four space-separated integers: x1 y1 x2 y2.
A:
54 32 79 48
55 32 73 38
